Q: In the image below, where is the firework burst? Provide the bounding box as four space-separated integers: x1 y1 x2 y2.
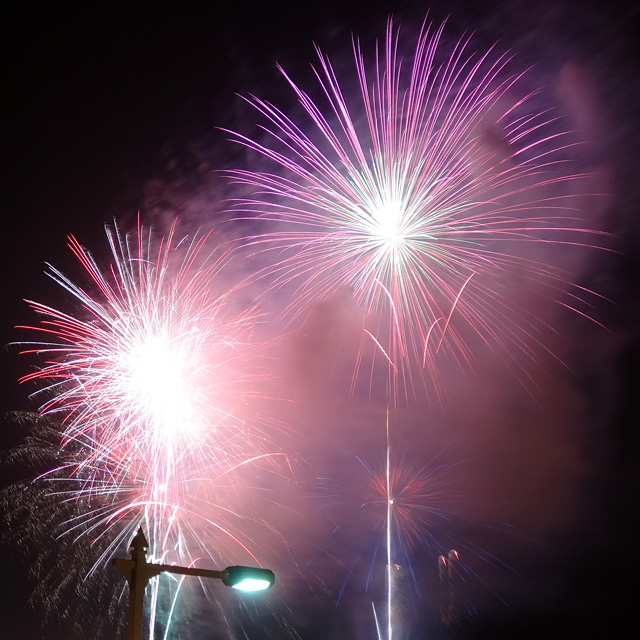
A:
226 17 607 399
312 432 470 640
363 419 460 640
15 219 286 637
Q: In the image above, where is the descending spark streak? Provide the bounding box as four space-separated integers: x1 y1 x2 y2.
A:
16 219 281 637
363 330 397 372
225 17 607 397
372 602 383 640
436 272 475 353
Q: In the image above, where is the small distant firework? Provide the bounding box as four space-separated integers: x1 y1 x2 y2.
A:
311 417 463 640
360 415 459 640
15 220 285 637
226 17 606 398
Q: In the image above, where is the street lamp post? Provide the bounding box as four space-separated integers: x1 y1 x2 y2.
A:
113 528 275 640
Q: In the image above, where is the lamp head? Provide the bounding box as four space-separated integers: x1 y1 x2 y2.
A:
223 566 275 592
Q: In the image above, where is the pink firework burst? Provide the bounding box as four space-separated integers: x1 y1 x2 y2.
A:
226 18 608 400
17 219 286 636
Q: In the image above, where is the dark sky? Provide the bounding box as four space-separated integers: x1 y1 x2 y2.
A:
1 1 639 639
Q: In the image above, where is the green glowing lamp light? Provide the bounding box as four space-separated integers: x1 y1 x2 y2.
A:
223 566 276 592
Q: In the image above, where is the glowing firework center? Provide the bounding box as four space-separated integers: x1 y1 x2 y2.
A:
126 332 200 437
374 198 406 249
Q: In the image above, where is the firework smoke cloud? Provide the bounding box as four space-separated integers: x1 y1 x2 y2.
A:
1 5 628 640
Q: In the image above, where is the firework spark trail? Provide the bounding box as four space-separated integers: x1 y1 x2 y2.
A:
16 219 285 637
225 17 608 401
385 411 393 640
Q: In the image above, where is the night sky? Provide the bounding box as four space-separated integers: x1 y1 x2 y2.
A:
1 1 639 639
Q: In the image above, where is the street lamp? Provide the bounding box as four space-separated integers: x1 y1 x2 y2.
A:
113 528 275 640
